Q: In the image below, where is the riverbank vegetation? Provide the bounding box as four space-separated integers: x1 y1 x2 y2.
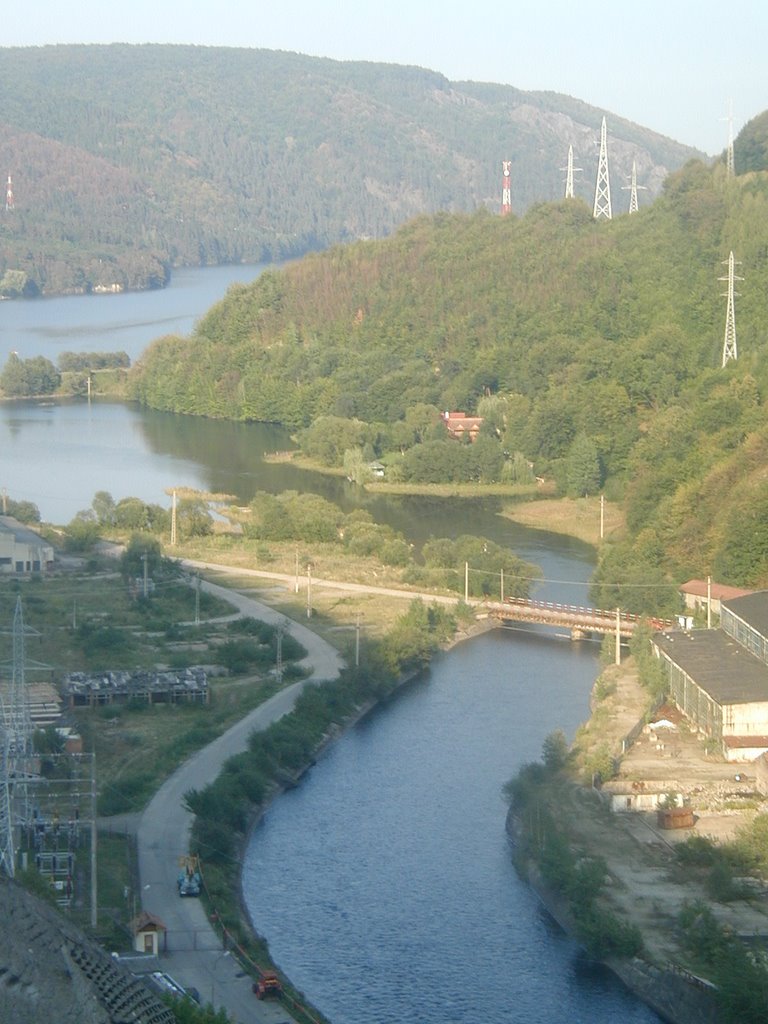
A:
185 597 458 1018
505 631 768 1023
0 349 131 399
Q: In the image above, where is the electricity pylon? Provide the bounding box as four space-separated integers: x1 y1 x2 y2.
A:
0 598 43 877
593 117 612 219
720 251 742 366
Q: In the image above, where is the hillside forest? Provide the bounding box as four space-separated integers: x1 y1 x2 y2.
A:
0 44 701 297
124 112 768 610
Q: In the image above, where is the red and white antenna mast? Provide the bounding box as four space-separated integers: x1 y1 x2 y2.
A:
501 160 512 216
5 173 14 212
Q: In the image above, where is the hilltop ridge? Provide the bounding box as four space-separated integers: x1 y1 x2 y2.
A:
0 43 702 296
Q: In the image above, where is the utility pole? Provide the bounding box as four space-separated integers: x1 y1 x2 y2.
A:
464 562 469 603
593 117 612 220
294 548 300 594
170 490 177 547
600 494 605 540
615 608 621 666
275 622 284 684
142 554 149 599
720 251 742 366
5 173 13 212
500 567 504 603
563 145 581 200
355 613 361 668
707 575 712 630
306 564 312 619
501 160 512 216
195 574 201 627
721 99 735 177
90 756 97 929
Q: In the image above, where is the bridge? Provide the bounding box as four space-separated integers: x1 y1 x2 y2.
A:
483 597 674 640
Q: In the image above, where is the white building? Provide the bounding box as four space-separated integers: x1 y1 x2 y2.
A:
0 516 54 573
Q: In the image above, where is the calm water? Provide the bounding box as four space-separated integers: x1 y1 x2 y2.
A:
242 631 660 1024
0 263 271 367
0 272 660 1022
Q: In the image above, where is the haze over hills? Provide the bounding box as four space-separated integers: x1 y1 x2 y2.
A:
0 43 704 297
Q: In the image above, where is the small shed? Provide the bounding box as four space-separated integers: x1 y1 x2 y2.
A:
130 910 167 956
679 579 752 617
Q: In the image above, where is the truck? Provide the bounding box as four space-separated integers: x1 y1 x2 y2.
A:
252 971 282 999
177 856 201 897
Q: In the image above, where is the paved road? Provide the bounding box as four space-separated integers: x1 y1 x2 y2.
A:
136 571 343 1023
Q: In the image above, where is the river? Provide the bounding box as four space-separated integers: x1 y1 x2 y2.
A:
0 268 662 1022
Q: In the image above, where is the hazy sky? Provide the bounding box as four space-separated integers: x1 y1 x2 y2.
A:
3 0 765 156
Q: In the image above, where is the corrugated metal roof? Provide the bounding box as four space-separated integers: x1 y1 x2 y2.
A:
0 514 52 548
653 628 768 705
722 590 768 637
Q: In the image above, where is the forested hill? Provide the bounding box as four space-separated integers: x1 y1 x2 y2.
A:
0 44 702 297
130 141 768 599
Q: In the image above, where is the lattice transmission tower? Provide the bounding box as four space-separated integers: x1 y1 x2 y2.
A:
593 117 612 219
0 598 37 876
720 251 742 366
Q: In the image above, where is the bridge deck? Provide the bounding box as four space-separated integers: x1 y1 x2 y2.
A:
484 598 672 637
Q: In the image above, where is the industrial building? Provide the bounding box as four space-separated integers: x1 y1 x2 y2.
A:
653 591 768 761
0 515 54 573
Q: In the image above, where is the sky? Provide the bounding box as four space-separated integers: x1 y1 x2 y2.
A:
2 1 766 156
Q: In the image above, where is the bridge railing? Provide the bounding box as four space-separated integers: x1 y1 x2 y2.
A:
500 597 673 631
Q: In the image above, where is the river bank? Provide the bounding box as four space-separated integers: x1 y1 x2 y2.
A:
506 656 768 1024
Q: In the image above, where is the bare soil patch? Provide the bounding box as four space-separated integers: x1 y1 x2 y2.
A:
562 662 768 967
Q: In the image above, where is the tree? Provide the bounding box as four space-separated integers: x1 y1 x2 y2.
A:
0 353 29 396
566 434 601 497
120 534 163 580
343 446 372 485
64 511 101 551
91 490 116 526
542 729 570 773
177 498 213 539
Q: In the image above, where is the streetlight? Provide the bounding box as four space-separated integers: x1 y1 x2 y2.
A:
210 949 231 1007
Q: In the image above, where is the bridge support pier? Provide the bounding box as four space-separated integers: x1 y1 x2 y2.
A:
570 627 587 641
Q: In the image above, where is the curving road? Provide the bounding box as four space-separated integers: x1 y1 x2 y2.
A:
136 570 343 1023
135 560 469 1021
